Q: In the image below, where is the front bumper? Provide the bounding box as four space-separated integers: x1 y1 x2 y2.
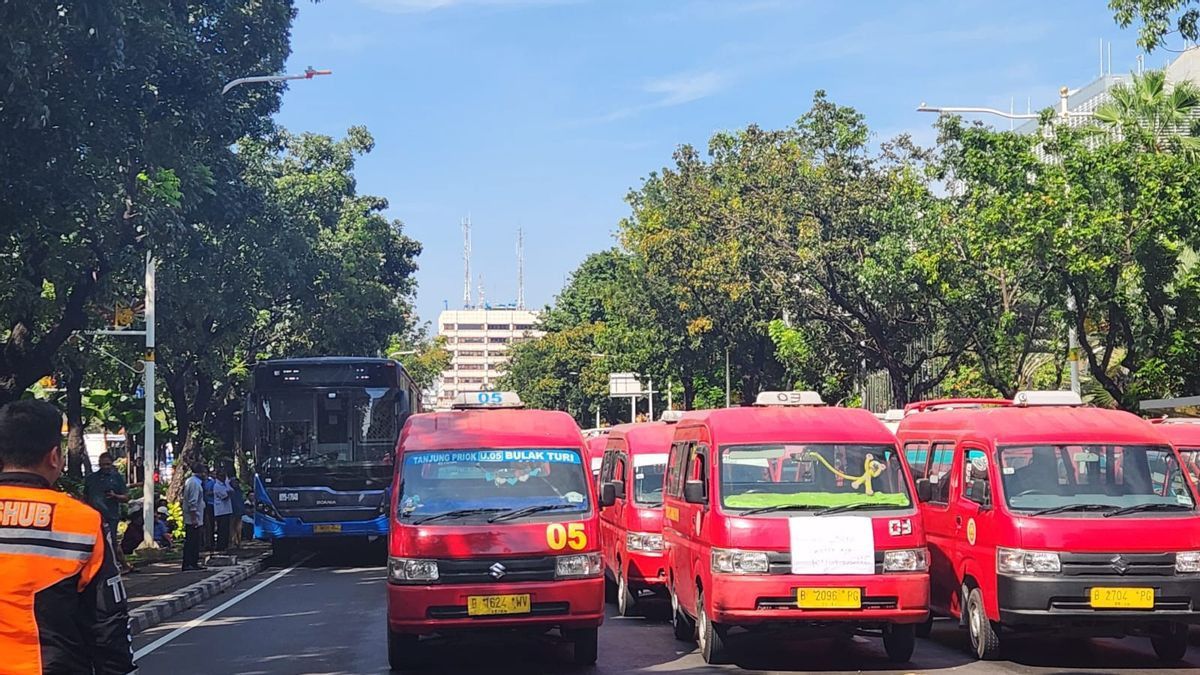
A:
997 575 1200 628
707 573 929 627
387 578 605 635
254 513 389 540
626 551 668 591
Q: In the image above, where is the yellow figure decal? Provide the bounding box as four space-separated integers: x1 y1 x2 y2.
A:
966 518 977 546
804 452 888 495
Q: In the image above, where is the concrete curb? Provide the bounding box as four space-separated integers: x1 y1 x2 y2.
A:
129 553 271 635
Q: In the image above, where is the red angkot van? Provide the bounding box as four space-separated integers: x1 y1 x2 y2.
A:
386 392 604 669
663 392 929 665
1152 418 1200 488
898 391 1200 662
597 421 673 616
586 433 608 484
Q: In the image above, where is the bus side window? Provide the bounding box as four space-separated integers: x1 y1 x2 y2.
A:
927 442 955 504
666 442 687 498
688 444 709 500
904 442 929 480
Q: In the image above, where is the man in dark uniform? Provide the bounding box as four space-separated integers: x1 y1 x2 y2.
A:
0 400 136 674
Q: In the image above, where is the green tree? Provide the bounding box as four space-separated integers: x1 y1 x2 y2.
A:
1095 70 1200 155
1111 0 1200 51
388 330 451 393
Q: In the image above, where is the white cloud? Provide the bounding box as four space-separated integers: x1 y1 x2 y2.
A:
360 0 576 12
583 69 732 124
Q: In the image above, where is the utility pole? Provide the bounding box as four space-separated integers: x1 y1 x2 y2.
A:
725 347 731 408
917 86 1089 395
648 378 654 421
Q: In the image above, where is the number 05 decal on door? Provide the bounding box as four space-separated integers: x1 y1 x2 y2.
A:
546 522 588 550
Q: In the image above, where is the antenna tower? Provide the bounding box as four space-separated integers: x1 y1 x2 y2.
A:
516 228 525 310
462 216 472 308
477 274 486 309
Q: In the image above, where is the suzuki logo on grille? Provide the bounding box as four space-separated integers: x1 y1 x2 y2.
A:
1110 555 1130 575
489 562 507 579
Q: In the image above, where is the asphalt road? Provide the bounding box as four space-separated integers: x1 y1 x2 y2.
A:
132 547 1200 675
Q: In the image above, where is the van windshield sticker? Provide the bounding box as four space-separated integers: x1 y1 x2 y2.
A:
406 449 581 465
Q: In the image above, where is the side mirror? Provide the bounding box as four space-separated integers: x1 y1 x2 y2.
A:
599 482 616 507
915 479 932 503
683 480 707 505
613 480 626 500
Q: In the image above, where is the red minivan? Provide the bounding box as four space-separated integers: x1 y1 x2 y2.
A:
586 433 608 484
663 392 929 665
898 391 1200 662
386 392 604 670
597 421 673 616
1153 418 1200 487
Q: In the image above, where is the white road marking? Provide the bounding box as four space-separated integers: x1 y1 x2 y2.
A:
133 556 311 661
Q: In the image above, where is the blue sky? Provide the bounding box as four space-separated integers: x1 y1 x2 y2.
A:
276 0 1154 325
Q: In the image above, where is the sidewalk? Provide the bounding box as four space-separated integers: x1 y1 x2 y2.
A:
123 540 271 633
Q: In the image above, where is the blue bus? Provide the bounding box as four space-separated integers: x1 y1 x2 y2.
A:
244 357 421 558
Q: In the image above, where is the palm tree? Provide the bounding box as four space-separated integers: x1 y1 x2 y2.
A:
1095 69 1200 156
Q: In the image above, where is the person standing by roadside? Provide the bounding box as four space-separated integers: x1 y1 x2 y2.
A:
228 472 246 548
85 452 133 574
0 400 136 675
181 463 207 571
201 465 216 551
212 467 233 551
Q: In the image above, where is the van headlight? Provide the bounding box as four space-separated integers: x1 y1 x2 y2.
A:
882 548 929 572
711 547 770 574
1176 551 1200 573
627 532 664 552
997 547 1060 575
556 553 603 578
388 557 440 583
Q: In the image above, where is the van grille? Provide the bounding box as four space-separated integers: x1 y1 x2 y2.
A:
1058 553 1176 577
756 595 898 610
1049 597 1191 612
766 551 886 575
434 556 558 584
427 602 569 619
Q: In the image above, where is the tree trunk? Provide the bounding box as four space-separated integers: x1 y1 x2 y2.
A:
167 428 202 502
64 368 89 478
681 373 696 410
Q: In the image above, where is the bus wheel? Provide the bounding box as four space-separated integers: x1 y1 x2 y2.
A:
387 630 420 671
670 586 696 642
696 591 730 665
883 624 916 663
617 571 637 617
966 588 1001 660
568 627 598 665
1151 623 1188 663
915 614 933 638
271 539 293 566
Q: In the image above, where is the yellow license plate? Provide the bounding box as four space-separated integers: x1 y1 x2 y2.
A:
797 587 862 609
1089 587 1154 609
312 524 342 534
467 594 532 616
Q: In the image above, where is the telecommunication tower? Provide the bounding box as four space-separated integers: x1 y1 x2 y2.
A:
516 228 526 310
462 216 472 308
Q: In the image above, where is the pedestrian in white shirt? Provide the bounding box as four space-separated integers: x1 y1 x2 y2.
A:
181 463 207 570
212 466 234 551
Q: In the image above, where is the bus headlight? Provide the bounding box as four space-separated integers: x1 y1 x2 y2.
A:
997 547 1060 575
556 553 603 579
711 548 770 575
627 532 664 552
883 548 929 572
1176 551 1200 573
388 557 440 583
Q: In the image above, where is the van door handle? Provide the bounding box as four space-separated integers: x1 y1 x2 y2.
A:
954 516 963 528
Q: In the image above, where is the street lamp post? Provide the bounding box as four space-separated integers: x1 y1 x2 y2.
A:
917 86 1090 396
221 66 332 95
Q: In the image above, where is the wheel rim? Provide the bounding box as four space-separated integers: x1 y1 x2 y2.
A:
618 574 628 614
698 603 708 653
969 599 982 653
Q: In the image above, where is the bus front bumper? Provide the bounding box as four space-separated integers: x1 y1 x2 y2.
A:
707 573 929 627
387 578 605 636
254 513 389 540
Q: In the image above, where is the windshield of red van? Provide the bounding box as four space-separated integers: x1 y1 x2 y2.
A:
633 454 668 506
719 444 911 511
397 449 591 522
998 445 1195 512
1182 448 1200 486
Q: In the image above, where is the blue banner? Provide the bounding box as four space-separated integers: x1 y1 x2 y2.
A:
405 449 581 465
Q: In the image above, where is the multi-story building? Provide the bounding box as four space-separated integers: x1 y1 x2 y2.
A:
434 307 542 409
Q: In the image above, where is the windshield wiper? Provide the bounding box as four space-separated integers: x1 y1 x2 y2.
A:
411 508 506 525
737 504 823 516
1027 503 1112 517
815 503 904 516
487 503 580 523
1103 502 1194 518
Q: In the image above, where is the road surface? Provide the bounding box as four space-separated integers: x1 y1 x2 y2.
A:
132 547 1200 674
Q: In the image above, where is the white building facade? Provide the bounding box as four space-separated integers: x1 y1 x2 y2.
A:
435 308 542 409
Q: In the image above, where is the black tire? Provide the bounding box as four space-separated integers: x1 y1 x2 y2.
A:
915 614 933 638
616 569 637 617
965 587 1001 660
387 630 420 671
697 591 731 665
570 627 599 666
883 624 916 663
670 586 696 642
604 571 618 604
1151 624 1188 663
270 539 293 565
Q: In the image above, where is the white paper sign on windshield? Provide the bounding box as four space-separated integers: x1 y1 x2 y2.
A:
788 516 875 575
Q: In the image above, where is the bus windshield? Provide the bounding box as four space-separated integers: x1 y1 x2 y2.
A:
719 444 911 510
257 388 400 468
633 454 668 506
398 448 591 521
999 444 1195 511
